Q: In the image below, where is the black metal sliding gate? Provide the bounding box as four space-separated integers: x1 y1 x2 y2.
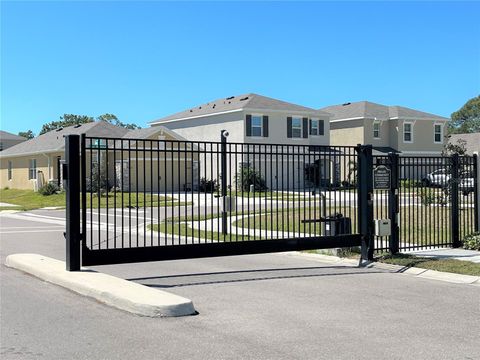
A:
64 134 376 270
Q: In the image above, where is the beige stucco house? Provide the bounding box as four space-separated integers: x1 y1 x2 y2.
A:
0 131 27 151
149 93 334 189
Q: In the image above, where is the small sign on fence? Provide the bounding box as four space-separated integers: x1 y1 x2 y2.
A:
373 165 391 189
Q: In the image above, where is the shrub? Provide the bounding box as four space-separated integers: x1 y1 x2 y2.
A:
38 182 60 196
418 188 449 206
401 179 422 189
234 163 267 192
463 232 480 251
199 178 218 193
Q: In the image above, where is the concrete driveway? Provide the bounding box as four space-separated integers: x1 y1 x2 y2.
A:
1 210 479 359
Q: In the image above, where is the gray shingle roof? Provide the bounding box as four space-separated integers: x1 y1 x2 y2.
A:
448 133 480 155
320 101 448 121
0 130 27 141
150 93 330 124
0 121 129 158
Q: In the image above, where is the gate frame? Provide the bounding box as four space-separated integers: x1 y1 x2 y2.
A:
65 135 376 269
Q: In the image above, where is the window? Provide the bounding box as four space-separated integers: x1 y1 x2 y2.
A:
8 161 12 180
434 124 443 143
373 122 380 139
28 159 37 180
310 119 325 136
403 123 413 143
251 115 263 137
291 117 302 138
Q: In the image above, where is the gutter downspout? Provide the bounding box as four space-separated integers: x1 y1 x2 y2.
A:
41 153 51 181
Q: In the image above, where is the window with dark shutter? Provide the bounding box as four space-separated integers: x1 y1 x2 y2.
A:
319 120 324 136
246 114 252 137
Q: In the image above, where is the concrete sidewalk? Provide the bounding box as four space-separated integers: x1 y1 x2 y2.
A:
407 248 480 263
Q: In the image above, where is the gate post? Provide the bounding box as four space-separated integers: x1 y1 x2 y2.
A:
220 130 228 235
388 152 400 254
474 152 479 232
65 135 81 271
357 144 374 261
451 153 461 248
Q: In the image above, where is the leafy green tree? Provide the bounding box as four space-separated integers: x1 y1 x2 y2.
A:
39 113 141 135
18 130 35 139
442 137 467 156
39 114 94 135
449 95 480 134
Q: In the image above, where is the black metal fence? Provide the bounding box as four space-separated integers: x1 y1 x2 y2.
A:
373 153 478 253
63 133 478 270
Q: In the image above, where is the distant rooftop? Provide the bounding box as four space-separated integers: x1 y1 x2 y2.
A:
320 101 449 121
150 93 330 124
0 130 27 141
0 121 129 158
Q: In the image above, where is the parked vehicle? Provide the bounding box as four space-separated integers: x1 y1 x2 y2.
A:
422 168 450 187
422 168 474 195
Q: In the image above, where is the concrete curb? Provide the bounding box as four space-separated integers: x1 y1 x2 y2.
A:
5 254 196 317
289 252 480 286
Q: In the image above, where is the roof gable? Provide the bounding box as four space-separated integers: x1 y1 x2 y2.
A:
320 101 448 121
150 93 329 124
0 130 27 141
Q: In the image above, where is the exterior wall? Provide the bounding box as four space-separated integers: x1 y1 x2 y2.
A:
396 119 446 154
0 152 62 190
159 111 245 143
364 119 390 147
242 110 330 146
329 119 364 146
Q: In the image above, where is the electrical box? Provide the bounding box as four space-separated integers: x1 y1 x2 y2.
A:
374 219 391 237
223 196 236 212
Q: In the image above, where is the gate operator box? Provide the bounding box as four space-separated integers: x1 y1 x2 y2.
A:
374 219 391 237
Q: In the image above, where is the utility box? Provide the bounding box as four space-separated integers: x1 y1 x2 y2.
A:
322 213 352 236
374 219 391 236
223 196 236 212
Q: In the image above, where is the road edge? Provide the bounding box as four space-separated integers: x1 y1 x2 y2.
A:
5 253 197 317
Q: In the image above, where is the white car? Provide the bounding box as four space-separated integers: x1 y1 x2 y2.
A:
422 168 450 187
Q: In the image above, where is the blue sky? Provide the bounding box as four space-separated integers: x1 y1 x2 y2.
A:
1 1 479 135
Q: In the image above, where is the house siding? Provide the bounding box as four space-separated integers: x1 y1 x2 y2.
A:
0 153 62 190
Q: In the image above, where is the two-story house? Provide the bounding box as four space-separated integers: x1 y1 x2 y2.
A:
150 93 333 189
320 101 448 154
320 101 449 179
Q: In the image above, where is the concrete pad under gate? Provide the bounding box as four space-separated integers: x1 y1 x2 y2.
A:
5 253 196 317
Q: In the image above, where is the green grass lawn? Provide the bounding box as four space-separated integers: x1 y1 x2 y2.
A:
377 253 480 276
148 221 258 242
0 189 188 211
0 189 66 211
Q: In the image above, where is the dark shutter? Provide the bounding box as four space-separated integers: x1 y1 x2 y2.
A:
309 119 312 135
303 117 308 138
287 117 292 138
246 114 252 137
263 115 269 137
319 120 324 136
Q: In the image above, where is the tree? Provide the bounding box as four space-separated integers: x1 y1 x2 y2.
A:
18 130 35 139
448 95 480 134
97 113 141 130
442 137 467 156
39 113 141 135
39 114 94 135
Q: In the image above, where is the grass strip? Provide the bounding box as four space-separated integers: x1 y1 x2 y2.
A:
377 253 480 277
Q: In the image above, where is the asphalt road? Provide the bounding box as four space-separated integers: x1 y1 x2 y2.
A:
1 210 479 360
